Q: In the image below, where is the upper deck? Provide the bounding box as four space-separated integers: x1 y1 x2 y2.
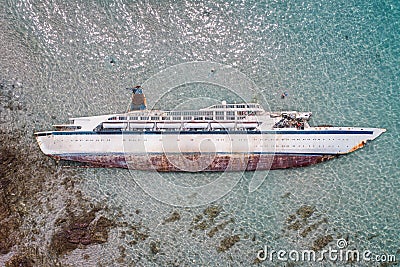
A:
99 102 266 131
34 101 313 134
120 102 263 120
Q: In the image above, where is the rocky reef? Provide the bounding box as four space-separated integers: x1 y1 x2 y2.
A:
50 209 113 255
0 81 117 265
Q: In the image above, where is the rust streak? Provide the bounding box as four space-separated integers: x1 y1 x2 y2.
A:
54 153 338 172
349 141 366 153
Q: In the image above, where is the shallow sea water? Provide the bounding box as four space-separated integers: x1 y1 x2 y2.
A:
1 0 399 266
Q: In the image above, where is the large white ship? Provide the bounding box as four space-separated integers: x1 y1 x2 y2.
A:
35 87 385 171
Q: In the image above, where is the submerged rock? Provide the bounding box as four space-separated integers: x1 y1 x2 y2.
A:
296 205 315 219
207 218 234 238
287 220 302 231
204 206 222 220
286 205 330 242
190 205 224 234
312 235 333 251
193 220 209 231
300 218 328 238
126 223 149 246
163 211 181 224
217 235 240 252
149 241 160 255
0 129 56 255
5 254 34 267
50 209 113 255
4 246 60 266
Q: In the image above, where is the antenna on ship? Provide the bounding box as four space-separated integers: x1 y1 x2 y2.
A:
127 85 147 112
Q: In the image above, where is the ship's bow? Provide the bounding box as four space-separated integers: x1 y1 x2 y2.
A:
370 128 386 140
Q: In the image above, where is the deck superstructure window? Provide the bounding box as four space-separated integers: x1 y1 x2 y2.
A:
227 111 235 120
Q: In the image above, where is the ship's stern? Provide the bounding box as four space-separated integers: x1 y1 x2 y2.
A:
34 132 54 156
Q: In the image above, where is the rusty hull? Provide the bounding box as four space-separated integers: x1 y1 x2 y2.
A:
53 153 337 172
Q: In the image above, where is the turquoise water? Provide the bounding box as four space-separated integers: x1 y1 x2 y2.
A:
1 0 399 266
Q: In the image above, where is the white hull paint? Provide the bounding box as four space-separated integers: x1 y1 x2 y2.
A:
36 127 385 157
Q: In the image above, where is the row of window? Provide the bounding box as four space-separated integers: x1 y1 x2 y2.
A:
110 116 252 121
209 104 261 109
62 139 112 142
169 111 214 116
60 140 346 150
273 144 343 148
279 138 350 141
